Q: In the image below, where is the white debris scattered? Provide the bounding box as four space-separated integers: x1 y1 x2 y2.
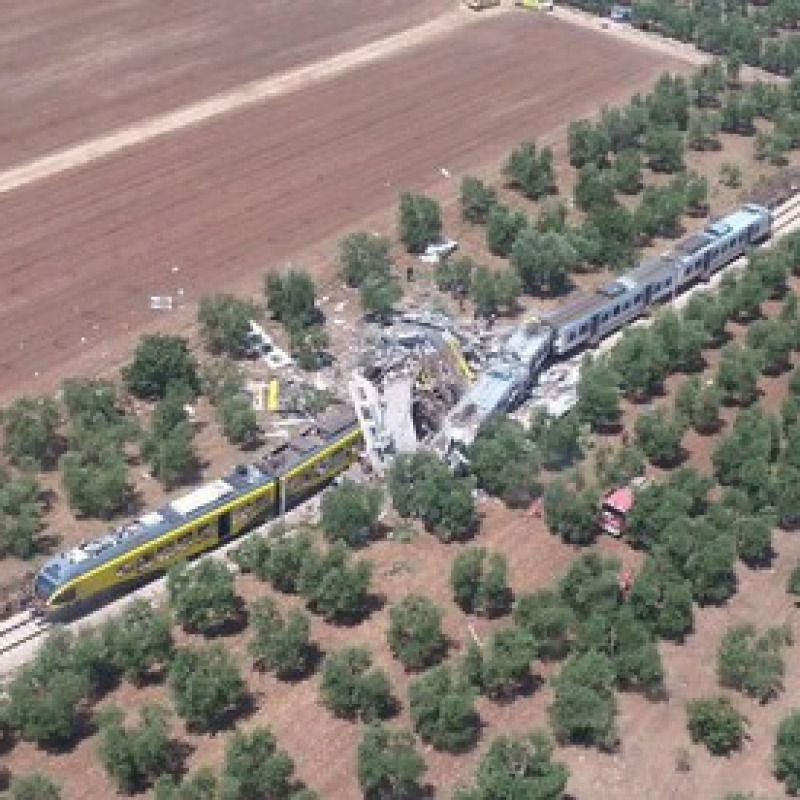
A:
149 296 174 311
334 301 347 313
440 167 451 178
171 266 180 273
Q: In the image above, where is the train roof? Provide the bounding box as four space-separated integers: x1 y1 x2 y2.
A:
542 277 638 329
626 253 678 284
37 406 359 588
542 291 609 328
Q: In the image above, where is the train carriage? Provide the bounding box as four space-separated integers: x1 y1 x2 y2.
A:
33 406 362 617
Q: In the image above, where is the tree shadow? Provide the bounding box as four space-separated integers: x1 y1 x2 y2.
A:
202 604 249 638
39 708 98 755
201 692 258 736
652 446 690 470
743 547 777 571
263 643 324 685
488 672 544 707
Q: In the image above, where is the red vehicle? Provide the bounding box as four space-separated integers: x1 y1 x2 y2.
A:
599 477 647 537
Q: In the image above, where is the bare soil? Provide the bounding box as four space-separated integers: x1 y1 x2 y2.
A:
0 10 685 405
2 2 799 799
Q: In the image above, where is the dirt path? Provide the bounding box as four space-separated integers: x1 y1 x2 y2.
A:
0 6 487 196
0 12 681 404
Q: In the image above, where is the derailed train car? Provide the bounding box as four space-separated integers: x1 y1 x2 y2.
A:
33 406 363 617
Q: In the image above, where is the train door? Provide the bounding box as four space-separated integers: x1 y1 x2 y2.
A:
218 512 232 540
589 314 600 341
644 284 653 306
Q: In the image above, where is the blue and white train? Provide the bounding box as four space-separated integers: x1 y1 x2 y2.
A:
437 202 773 454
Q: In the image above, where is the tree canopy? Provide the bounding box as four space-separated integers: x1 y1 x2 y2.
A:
321 478 383 547
387 595 447 672
248 596 315 680
454 731 569 800
95 704 173 793
686 696 748 756
168 644 246 733
408 665 480 753
197 294 260 358
357 724 427 800
398 193 442 254
775 711 800 795
468 416 540 507
388 453 478 542
1 396 60 469
167 559 241 634
123 335 199 400
320 647 396 722
339 232 393 288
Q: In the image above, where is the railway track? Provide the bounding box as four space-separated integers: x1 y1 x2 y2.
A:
0 611 50 657
1 195 799 669
772 193 800 232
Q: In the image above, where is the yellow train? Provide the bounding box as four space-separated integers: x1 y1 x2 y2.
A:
33 406 363 617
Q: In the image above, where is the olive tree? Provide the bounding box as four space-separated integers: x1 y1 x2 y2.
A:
398 193 442 254
168 644 247 733
775 711 800 795
167 560 241 634
339 232 392 288
454 731 568 800
248 597 315 680
321 478 383 547
8 775 62 800
408 665 479 753
357 724 427 800
686 697 748 756
387 595 447 671
95 704 173 793
2 396 60 469
123 335 199 400
320 647 396 722
197 294 260 358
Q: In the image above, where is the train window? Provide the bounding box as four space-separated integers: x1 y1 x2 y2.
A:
568 331 576 342
665 278 672 287
54 588 77 605
623 301 630 310
634 294 642 303
613 305 620 315
579 323 588 335
602 313 609 322
137 552 154 569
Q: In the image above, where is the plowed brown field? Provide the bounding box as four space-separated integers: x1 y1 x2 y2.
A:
0 6 684 404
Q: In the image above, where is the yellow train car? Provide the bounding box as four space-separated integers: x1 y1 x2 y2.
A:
34 406 363 616
261 406 364 509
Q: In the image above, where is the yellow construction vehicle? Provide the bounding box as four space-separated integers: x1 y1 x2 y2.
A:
465 0 501 9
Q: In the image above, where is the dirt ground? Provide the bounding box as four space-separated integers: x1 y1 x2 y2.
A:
4 1 798 798
0 9 685 405
0 0 452 169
